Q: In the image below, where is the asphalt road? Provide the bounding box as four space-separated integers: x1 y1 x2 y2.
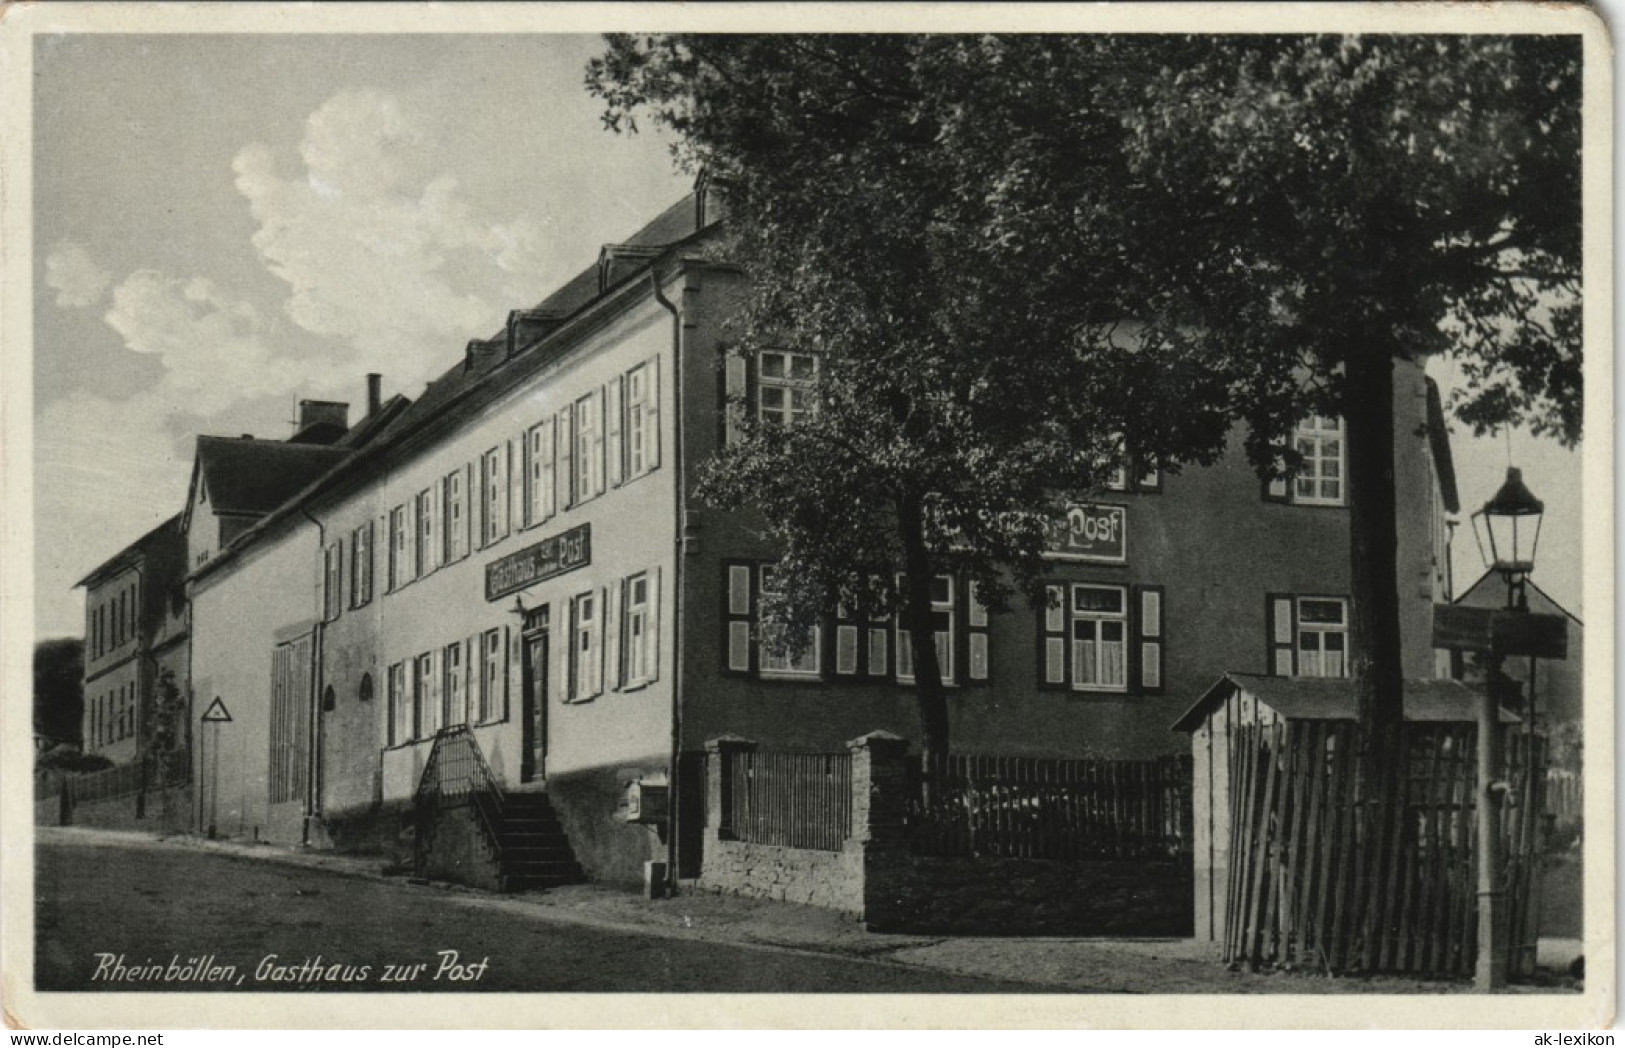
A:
35 839 1040 993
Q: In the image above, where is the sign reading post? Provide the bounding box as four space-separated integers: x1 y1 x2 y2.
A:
485 524 591 602
1047 503 1128 563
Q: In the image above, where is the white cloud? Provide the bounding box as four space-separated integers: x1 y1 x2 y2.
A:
233 88 556 393
44 241 112 308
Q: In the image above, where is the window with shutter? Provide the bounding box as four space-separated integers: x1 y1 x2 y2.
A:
1040 582 1164 695
832 576 892 680
526 419 554 527
568 591 602 701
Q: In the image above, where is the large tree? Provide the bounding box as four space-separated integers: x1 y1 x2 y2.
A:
1107 35 1582 731
588 34 1581 763
590 36 1234 763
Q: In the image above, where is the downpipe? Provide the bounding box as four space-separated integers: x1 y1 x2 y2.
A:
652 268 685 896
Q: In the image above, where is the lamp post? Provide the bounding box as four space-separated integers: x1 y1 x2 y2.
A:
1467 466 1545 990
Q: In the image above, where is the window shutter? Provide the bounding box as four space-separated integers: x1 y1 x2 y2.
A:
1042 584 1067 686
722 350 748 445
646 567 661 683
596 587 610 696
1265 458 1290 502
645 357 662 471
1268 595 1296 676
1135 584 1164 694
967 580 990 682
557 405 574 509
502 625 514 721
724 562 753 673
538 419 555 522
505 438 520 538
836 624 859 675
314 546 327 618
593 389 608 497
607 375 625 488
606 577 624 692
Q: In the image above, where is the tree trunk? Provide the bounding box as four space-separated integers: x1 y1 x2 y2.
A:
1343 350 1405 733
1342 349 1407 969
898 492 951 771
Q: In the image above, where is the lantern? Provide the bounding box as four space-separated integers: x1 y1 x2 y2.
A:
1470 467 1544 609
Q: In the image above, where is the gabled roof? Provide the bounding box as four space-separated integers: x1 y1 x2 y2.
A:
76 514 183 589
1170 672 1518 732
1455 569 1582 626
193 436 351 516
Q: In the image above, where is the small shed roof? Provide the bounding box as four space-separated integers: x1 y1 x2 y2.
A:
1170 672 1519 733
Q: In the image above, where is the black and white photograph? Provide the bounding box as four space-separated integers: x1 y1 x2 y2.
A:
3 2 1611 1032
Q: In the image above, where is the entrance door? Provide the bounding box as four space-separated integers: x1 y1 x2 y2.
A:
521 608 550 783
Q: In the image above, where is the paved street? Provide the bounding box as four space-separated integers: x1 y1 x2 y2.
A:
34 836 1040 993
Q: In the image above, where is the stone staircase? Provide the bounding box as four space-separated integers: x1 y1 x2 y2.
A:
492 790 584 892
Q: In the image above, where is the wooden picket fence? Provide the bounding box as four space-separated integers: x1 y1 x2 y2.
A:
722 749 853 852
910 753 1191 860
1224 719 1546 977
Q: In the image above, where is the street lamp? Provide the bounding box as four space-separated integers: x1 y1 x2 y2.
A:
1470 466 1545 610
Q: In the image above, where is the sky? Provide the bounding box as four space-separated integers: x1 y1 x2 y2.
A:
29 33 1585 640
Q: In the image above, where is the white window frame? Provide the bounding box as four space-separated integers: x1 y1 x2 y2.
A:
569 591 603 700
481 447 506 546
443 641 464 726
416 488 438 576
1296 597 1349 678
1070 584 1129 693
388 505 409 590
350 522 373 608
895 574 955 686
574 392 603 503
388 662 409 746
1293 415 1345 506
625 362 654 477
477 628 503 723
444 468 469 562
757 351 819 427
758 566 821 679
624 573 654 685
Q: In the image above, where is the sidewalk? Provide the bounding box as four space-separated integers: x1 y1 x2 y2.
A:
38 826 1580 995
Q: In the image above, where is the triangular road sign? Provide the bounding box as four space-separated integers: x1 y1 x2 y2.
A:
201 698 232 723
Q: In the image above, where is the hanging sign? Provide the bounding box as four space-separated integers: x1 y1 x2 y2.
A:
1047 503 1127 563
486 524 591 601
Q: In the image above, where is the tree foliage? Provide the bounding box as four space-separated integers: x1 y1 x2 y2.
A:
588 33 1582 748
34 637 83 748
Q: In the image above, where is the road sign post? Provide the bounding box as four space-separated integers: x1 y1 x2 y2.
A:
201 698 232 839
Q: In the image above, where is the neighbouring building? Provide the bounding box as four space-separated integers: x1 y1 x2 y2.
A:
172 179 1464 896
76 515 190 766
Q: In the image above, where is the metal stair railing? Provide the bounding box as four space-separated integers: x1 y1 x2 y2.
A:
413 726 508 878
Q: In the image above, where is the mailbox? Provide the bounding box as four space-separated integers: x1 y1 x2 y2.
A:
620 777 669 825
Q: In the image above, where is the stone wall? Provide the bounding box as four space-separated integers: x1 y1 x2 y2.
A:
696 732 1194 936
697 837 864 913
417 799 502 891
49 784 194 834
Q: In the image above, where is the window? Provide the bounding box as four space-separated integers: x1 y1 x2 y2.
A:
444 468 470 562
1269 595 1349 678
759 567 820 678
1070 585 1127 692
358 672 373 704
525 419 555 527
481 447 508 547
350 522 373 608
477 628 503 723
1040 582 1164 694
415 652 439 738
416 488 439 576
574 392 605 503
834 584 891 680
322 541 342 622
625 361 661 478
322 685 336 713
568 592 602 700
388 505 410 590
387 662 409 745
1103 439 1161 494
896 575 955 685
757 351 818 426
621 572 658 686
1268 416 1345 505
443 641 464 726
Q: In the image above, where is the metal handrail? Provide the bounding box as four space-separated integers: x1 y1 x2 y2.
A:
414 726 508 879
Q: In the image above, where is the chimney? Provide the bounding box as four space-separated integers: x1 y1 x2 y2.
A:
464 338 504 374
506 309 569 358
290 400 349 445
366 373 382 416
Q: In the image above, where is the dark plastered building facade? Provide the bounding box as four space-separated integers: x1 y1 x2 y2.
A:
174 181 1461 888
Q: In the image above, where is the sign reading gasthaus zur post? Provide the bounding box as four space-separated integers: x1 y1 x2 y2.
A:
1046 503 1127 562
485 524 591 601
